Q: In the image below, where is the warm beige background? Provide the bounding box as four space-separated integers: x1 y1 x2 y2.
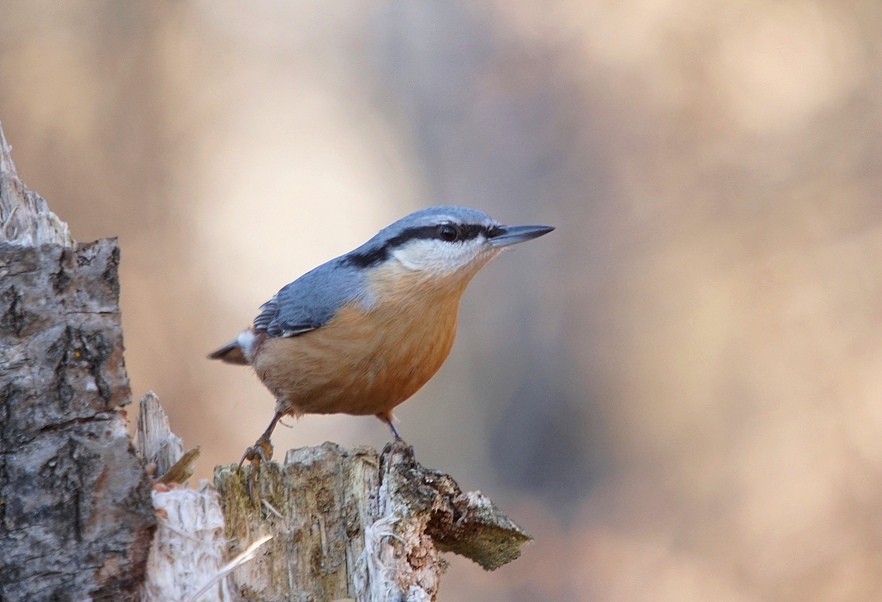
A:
3 1 882 600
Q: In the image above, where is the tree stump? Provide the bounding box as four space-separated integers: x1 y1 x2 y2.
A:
215 442 531 601
0 122 155 602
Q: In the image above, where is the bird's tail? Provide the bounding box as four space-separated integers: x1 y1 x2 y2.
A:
208 329 263 365
207 340 249 365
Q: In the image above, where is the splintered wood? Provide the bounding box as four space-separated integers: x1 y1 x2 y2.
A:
216 441 531 602
0 122 72 247
137 392 229 602
137 390 185 478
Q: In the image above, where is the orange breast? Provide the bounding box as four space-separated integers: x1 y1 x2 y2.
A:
252 267 469 417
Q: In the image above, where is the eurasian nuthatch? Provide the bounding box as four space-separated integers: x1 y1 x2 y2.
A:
209 206 553 467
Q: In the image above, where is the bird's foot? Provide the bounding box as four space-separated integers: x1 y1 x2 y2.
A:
239 435 274 468
239 435 274 494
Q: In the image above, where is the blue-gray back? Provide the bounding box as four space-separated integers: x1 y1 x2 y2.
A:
253 206 497 337
253 257 369 337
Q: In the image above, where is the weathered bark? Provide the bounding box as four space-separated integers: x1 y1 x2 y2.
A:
0 122 155 602
215 442 531 601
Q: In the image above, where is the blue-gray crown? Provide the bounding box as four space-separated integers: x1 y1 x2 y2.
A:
343 206 501 268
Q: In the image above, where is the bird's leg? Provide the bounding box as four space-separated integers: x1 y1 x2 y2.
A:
239 411 284 471
376 410 402 440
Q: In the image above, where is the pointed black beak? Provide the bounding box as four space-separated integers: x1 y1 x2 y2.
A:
487 224 555 248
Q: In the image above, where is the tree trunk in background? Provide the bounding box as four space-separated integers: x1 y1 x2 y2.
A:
0 123 155 602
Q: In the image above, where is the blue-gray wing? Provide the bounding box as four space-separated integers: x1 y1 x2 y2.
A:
253 259 368 338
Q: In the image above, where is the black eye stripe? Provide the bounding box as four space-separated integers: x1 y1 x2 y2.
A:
387 223 488 246
457 224 487 241
485 225 504 239
343 246 388 268
343 223 494 268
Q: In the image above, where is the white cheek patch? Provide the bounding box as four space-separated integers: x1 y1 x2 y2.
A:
392 239 484 274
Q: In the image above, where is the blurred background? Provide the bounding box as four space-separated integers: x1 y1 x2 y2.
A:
3 1 882 600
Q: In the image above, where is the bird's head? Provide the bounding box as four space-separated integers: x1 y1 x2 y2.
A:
344 206 554 281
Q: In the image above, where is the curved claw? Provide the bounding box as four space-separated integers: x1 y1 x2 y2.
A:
239 434 274 498
239 410 284 471
238 435 274 470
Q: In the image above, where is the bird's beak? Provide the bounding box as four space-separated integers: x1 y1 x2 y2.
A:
487 224 555 248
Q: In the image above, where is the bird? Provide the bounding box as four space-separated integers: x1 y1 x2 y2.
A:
208 205 553 470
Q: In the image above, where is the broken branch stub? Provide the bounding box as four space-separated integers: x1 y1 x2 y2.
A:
381 444 532 572
136 389 186 479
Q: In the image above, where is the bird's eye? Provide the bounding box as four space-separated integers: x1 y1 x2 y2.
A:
438 224 459 242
